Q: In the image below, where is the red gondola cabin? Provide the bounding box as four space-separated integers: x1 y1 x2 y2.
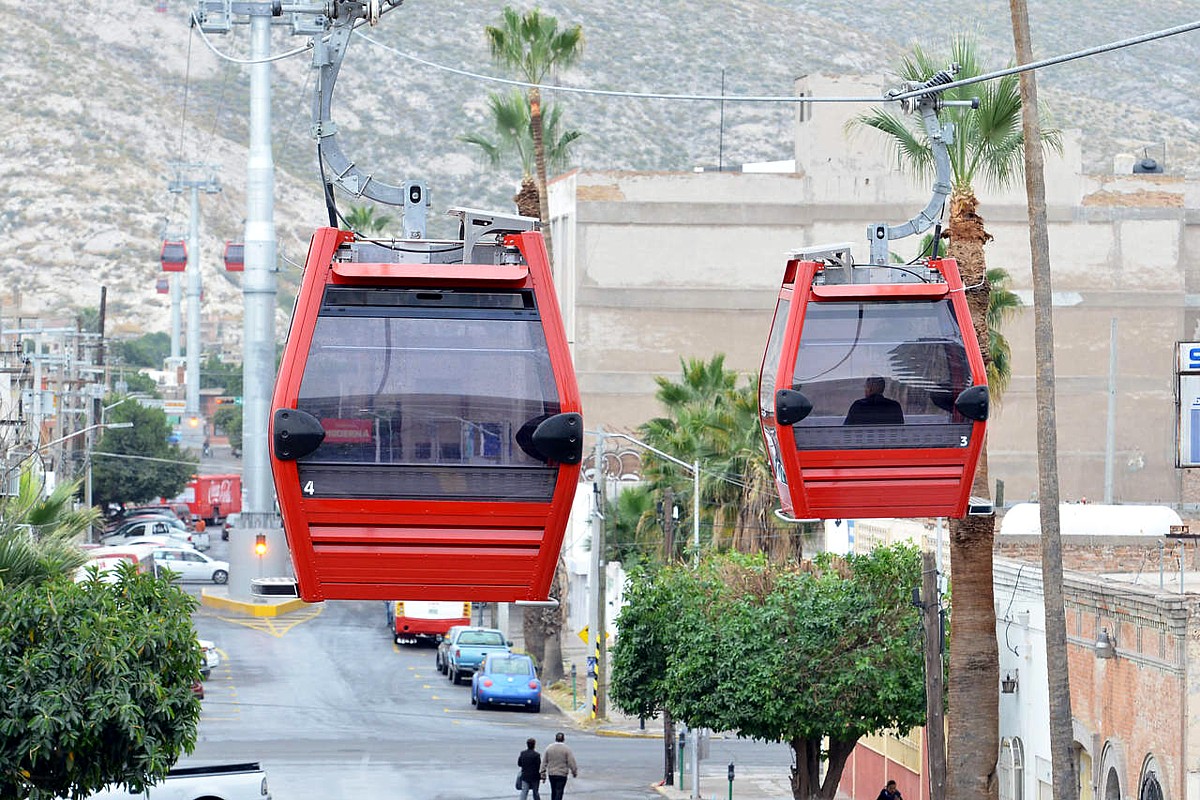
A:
759 249 988 520
161 240 187 272
155 275 170 294
270 209 583 603
224 241 244 271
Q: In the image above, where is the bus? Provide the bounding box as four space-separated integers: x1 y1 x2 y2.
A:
385 600 472 645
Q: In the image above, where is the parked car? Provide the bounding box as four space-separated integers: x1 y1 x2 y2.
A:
152 546 230 584
199 639 220 678
435 625 469 674
191 679 205 700
222 512 241 542
444 626 511 685
471 652 541 712
101 518 209 551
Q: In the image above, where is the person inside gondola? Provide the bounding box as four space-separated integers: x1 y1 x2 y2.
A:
844 376 904 426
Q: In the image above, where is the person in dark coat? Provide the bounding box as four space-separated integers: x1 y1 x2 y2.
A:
844 376 905 425
517 738 543 800
876 779 903 800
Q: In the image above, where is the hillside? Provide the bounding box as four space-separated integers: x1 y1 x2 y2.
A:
3 0 1198 338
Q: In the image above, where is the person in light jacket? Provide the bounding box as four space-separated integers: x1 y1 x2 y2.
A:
539 731 579 800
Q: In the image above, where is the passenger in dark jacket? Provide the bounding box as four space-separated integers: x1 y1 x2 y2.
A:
518 738 543 800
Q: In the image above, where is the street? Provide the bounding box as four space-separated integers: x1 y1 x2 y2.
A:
183 593 794 799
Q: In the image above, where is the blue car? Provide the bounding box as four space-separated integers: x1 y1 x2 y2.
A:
470 653 541 712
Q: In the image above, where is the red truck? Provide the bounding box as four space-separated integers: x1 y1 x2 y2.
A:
178 474 242 524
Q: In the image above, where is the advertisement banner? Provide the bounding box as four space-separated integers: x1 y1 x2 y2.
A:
1175 343 1200 467
321 418 374 444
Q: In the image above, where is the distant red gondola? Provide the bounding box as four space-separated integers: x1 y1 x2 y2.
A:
270 209 583 603
223 241 244 272
161 240 186 272
759 248 988 520
155 275 170 294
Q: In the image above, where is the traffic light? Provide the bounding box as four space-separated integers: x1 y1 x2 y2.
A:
254 533 267 557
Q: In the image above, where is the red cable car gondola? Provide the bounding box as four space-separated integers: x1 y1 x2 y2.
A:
155 275 170 294
224 241 244 271
759 248 989 521
270 209 583 603
161 240 187 272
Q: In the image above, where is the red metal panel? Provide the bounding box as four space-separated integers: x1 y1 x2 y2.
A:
270 227 581 603
761 257 987 520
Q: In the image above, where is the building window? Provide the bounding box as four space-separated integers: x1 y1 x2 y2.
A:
1000 738 1026 800
1140 757 1164 800
1106 767 1122 800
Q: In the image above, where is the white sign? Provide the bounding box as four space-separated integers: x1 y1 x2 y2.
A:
1176 342 1200 467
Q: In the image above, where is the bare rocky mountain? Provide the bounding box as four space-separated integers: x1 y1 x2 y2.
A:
3 0 1197 340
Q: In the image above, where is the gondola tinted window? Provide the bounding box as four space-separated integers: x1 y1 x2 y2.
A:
791 298 974 450
294 287 561 500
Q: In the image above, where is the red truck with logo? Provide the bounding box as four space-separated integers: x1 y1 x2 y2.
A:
179 474 242 524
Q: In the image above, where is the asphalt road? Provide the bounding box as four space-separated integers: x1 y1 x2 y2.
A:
183 597 795 800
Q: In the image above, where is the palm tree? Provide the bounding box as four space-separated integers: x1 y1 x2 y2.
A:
484 6 584 266
638 356 799 562
850 35 1060 800
0 468 96 589
341 204 393 236
460 90 583 219
987 266 1020 399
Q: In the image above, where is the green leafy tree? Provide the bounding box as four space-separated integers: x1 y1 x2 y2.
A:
112 333 171 369
212 404 242 453
90 399 197 511
485 6 584 264
460 90 583 218
200 353 242 395
612 546 925 800
0 469 97 589
850 35 1061 800
118 370 159 396
0 564 202 799
341 204 393 236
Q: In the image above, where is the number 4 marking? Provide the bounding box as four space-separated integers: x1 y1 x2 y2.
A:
303 480 315 495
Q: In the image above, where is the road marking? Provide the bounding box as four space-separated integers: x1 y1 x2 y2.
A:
203 605 324 637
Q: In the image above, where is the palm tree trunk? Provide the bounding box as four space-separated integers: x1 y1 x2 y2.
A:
944 190 1000 800
515 176 540 218
529 87 555 268
1009 5 1074 800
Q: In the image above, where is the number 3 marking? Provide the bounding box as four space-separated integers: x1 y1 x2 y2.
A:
959 436 969 447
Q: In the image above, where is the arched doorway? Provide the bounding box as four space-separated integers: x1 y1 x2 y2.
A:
1139 756 1164 800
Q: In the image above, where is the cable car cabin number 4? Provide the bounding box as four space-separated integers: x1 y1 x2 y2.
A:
759 251 989 521
270 209 583 603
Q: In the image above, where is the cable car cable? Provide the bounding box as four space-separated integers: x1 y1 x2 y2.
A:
354 19 1200 104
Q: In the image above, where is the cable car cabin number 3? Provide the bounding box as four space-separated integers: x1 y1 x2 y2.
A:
759 253 989 521
270 211 582 603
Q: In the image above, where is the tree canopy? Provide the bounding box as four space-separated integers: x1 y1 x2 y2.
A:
611 546 925 800
89 399 197 511
0 470 97 590
0 565 202 799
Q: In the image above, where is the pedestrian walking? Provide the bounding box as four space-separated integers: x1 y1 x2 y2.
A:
517 737 543 800
540 731 578 800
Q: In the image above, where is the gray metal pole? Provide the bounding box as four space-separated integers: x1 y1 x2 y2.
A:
231 9 286 599
1104 317 1117 503
692 459 700 567
170 273 181 362
183 186 203 450
588 430 606 720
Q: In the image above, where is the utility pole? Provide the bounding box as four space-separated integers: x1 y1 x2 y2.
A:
588 430 607 720
661 487 676 786
166 162 220 452
194 0 314 592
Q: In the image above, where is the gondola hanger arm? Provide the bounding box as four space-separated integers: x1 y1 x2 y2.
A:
866 65 979 267
310 1 421 210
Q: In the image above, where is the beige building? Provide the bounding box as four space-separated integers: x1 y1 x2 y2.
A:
550 73 1199 510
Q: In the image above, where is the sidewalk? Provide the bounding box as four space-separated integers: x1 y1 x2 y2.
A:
543 639 795 800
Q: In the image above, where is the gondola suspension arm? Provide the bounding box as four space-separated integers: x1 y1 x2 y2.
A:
310 1 429 234
866 66 979 267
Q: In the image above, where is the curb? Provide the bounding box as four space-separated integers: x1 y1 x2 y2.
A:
200 589 311 617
